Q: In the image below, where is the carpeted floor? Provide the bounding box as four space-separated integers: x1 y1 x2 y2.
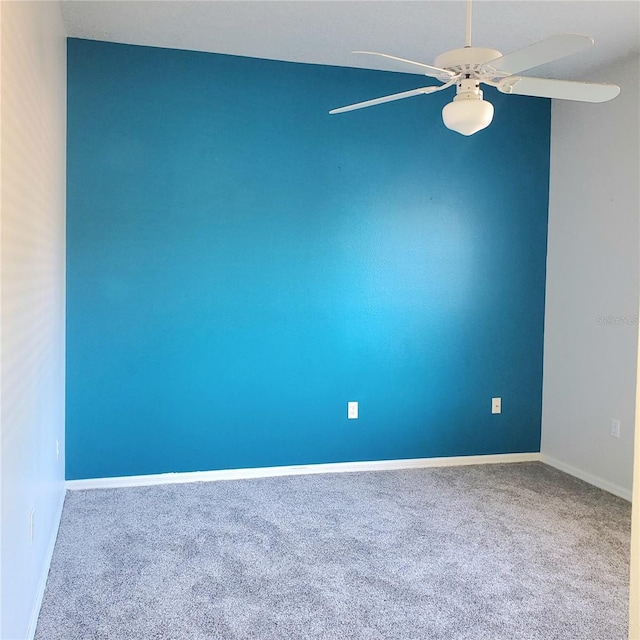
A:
35 462 631 640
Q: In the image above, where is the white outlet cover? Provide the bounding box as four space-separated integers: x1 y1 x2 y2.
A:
611 419 621 438
492 397 501 414
348 401 358 419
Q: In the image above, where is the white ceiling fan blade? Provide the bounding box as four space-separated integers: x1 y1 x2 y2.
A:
329 76 458 115
485 34 594 76
498 76 620 102
329 86 444 115
352 51 456 79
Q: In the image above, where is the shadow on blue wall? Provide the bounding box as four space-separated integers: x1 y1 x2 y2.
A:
66 39 550 480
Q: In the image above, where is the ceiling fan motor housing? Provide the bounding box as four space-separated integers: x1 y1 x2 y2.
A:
434 47 502 76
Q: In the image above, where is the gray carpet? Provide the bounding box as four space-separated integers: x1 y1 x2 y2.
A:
35 462 631 640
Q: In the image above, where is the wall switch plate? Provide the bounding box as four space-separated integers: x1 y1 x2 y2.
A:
492 397 501 414
348 401 358 419
611 419 621 438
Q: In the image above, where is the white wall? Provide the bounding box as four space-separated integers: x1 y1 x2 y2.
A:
0 2 67 638
541 52 640 501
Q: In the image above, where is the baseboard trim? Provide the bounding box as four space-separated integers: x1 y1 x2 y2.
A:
66 452 541 491
26 485 66 640
540 454 632 502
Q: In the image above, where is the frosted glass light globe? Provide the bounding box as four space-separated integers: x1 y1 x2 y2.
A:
442 97 494 136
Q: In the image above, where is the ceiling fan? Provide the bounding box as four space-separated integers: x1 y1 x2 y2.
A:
329 0 620 135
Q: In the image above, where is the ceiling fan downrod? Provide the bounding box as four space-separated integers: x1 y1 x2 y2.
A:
465 0 472 48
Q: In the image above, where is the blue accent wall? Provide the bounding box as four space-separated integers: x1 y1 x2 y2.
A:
66 38 550 480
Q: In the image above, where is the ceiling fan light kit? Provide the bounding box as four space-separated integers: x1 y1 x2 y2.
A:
442 78 494 135
329 0 620 136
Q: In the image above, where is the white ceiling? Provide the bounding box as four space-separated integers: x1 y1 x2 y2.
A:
61 1 639 80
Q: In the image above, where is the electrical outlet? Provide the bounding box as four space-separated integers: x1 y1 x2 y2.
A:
29 509 35 544
348 401 358 419
611 419 621 438
492 397 501 414
56 439 59 461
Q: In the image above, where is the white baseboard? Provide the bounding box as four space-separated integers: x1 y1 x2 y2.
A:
26 485 66 640
66 452 541 491
540 454 632 502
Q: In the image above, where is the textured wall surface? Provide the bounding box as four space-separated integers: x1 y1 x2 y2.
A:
66 39 550 480
542 52 639 499
0 2 67 638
